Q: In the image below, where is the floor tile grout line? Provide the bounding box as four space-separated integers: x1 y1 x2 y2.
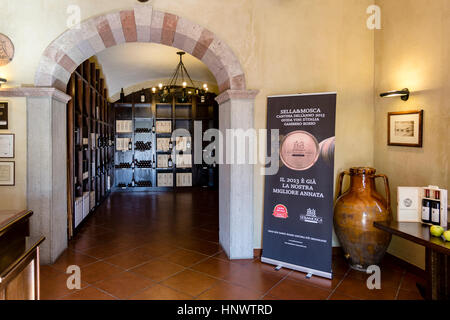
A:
325 268 351 300
394 270 407 300
258 270 293 300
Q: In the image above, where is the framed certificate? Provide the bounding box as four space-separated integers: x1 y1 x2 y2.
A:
0 161 14 186
0 134 14 158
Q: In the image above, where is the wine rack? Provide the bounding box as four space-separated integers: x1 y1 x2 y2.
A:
113 87 218 191
66 59 114 238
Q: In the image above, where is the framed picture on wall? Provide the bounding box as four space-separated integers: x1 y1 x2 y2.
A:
388 110 423 147
0 133 14 158
0 102 8 129
0 161 15 186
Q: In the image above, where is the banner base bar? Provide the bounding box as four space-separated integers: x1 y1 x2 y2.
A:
261 257 332 279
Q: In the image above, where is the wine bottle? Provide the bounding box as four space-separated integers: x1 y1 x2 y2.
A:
131 176 135 187
431 200 441 225
140 89 145 103
422 199 431 223
169 139 173 150
120 88 125 102
168 154 173 168
152 118 156 133
152 154 156 169
128 139 132 150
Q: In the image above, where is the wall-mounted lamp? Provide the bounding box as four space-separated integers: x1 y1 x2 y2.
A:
0 78 7 87
380 88 410 101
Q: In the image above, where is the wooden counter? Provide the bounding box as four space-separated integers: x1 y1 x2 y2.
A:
0 210 45 300
374 221 449 300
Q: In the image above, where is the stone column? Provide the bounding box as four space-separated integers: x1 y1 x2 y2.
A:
26 88 71 264
216 90 259 260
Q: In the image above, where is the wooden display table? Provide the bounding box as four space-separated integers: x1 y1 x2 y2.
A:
0 210 45 300
374 221 449 300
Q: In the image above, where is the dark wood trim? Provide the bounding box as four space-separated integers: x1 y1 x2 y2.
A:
387 110 423 147
374 221 449 255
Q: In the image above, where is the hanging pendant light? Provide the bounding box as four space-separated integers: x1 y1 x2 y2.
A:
155 52 208 103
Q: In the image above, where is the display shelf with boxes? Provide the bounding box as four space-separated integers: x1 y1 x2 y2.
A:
66 59 114 238
112 87 218 191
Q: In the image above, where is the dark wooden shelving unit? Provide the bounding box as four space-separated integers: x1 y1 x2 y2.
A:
66 59 114 238
113 88 218 191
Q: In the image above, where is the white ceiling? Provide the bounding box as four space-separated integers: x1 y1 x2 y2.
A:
95 42 217 97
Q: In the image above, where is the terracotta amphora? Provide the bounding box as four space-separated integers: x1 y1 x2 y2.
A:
333 167 392 271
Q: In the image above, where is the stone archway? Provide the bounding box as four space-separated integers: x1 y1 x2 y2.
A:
32 5 258 263
35 6 246 94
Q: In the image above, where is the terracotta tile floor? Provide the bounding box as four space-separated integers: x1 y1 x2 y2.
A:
41 190 426 300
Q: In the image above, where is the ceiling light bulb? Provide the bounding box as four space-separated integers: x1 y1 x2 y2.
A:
203 83 207 89
152 87 156 93
182 81 187 88
158 83 163 89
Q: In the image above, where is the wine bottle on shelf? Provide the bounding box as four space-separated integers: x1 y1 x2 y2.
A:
168 154 173 168
169 139 173 150
75 181 82 197
152 154 156 169
152 118 156 133
120 88 125 102
140 89 146 103
128 138 132 150
131 156 135 169
131 176 136 187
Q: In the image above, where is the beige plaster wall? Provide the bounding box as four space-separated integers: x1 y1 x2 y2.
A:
0 97 27 210
375 0 450 269
0 0 376 248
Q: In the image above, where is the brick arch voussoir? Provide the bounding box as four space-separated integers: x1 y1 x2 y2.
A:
35 7 246 93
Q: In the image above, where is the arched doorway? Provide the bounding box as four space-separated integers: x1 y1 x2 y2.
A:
31 5 258 263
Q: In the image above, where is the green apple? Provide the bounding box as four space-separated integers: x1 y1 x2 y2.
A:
430 225 444 237
443 230 450 242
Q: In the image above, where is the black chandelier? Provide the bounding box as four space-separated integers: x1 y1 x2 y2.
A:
152 51 209 103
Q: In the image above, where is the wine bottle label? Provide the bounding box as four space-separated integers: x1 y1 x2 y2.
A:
422 206 430 221
431 208 440 223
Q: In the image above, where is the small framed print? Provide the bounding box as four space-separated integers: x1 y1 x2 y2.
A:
388 110 423 147
0 134 14 158
0 161 14 186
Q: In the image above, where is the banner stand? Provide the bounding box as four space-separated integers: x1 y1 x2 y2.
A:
261 257 332 279
261 92 337 280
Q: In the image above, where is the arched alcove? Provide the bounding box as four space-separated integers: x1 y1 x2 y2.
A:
30 5 258 263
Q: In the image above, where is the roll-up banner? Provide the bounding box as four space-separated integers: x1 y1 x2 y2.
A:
262 92 336 279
